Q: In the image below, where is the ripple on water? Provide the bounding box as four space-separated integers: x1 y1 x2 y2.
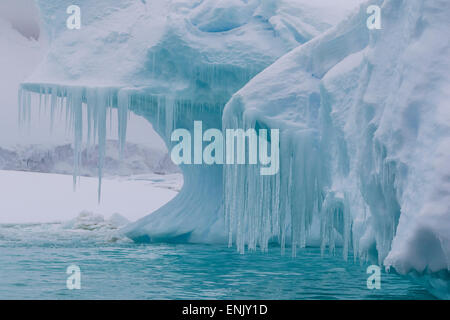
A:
0 223 437 300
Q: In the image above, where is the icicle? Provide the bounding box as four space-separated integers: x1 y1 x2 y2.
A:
223 103 329 256
49 86 57 133
165 96 174 140
70 87 83 190
95 88 109 202
19 85 127 203
38 86 42 120
17 87 23 128
117 89 129 157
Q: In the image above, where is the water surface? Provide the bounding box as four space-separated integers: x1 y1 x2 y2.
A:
0 223 434 300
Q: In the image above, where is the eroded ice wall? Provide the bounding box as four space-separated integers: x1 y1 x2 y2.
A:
223 0 450 298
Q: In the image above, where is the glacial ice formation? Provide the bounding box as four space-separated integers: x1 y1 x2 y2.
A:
222 0 450 298
21 0 347 242
19 0 449 298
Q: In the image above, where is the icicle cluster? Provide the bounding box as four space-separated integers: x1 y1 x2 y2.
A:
18 84 129 201
17 83 226 201
223 95 355 258
223 119 332 256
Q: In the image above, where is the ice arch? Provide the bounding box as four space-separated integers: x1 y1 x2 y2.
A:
20 0 352 243
18 83 237 243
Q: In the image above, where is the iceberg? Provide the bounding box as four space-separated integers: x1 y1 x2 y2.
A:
19 0 449 298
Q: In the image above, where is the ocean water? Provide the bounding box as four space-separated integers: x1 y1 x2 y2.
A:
0 222 435 300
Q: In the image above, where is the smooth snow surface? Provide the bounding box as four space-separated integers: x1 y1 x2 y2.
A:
0 170 180 224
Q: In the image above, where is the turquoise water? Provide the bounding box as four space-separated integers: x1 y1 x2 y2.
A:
0 223 435 300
